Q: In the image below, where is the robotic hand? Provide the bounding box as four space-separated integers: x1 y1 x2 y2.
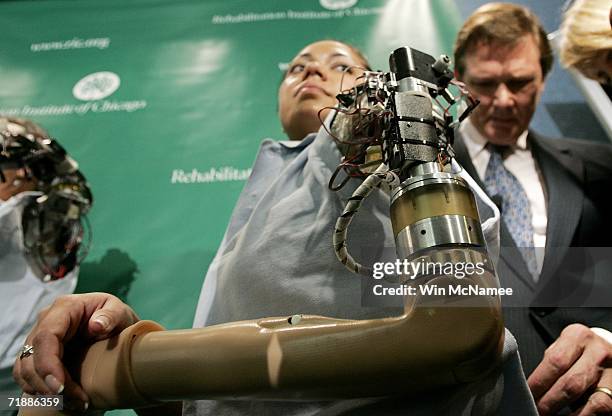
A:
22 49 503 412
0 118 93 280
330 47 494 298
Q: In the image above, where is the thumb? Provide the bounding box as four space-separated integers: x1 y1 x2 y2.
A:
86 294 140 339
89 311 115 337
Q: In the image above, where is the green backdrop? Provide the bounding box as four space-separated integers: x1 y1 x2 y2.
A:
0 0 462 412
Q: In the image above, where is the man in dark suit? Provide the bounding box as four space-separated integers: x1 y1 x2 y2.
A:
452 3 612 415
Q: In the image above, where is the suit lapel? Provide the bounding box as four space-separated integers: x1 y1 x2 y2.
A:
454 133 535 289
530 133 584 288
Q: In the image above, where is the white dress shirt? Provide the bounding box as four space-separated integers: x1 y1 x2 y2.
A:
459 119 547 273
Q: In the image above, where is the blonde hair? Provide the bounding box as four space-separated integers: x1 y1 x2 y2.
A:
453 3 553 78
560 0 612 79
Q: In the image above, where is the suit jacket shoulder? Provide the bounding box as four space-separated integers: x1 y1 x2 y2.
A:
529 132 612 181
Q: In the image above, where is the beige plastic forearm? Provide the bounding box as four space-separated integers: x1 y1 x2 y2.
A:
46 272 503 411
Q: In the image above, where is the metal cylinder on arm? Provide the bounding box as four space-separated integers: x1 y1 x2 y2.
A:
386 47 487 266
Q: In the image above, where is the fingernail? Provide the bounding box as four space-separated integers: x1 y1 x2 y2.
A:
93 314 110 329
44 374 64 394
83 401 89 411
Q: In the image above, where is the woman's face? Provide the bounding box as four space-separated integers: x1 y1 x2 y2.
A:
278 40 367 140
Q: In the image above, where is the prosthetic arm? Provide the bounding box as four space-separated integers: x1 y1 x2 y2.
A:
0 118 92 280
24 48 503 412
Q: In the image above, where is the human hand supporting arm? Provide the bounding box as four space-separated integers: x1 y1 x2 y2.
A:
527 323 612 415
12 292 139 411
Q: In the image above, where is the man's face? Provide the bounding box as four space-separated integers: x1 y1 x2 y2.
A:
459 35 546 146
278 40 365 141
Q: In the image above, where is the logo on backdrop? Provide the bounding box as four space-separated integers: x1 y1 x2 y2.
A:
73 72 121 101
0 70 146 117
319 0 358 10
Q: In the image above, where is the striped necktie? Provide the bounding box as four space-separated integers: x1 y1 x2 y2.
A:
484 145 538 280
